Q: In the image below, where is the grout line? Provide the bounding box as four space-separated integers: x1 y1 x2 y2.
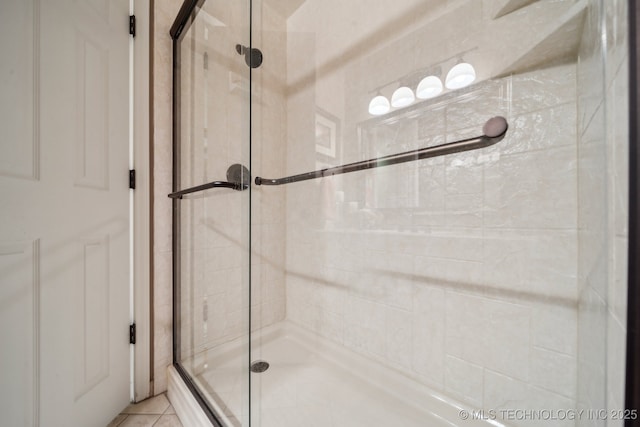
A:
115 414 128 427
148 414 163 427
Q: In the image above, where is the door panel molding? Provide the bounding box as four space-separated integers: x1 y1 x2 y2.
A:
74 236 111 400
74 32 110 190
0 0 40 181
0 239 40 427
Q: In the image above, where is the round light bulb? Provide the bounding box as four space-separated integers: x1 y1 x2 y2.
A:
368 95 390 116
445 62 476 89
391 86 415 108
416 76 443 99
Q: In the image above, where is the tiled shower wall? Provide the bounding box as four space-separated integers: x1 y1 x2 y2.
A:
152 0 182 395
577 0 628 425
284 1 584 425
286 70 579 427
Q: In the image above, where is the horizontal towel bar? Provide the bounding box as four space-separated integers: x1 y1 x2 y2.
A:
255 116 508 186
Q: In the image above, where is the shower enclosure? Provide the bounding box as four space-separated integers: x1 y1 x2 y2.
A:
169 0 632 426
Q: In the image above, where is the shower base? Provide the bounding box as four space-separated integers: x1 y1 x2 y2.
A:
181 321 502 427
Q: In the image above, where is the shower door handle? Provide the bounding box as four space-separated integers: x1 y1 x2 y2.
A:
168 180 248 199
168 164 251 199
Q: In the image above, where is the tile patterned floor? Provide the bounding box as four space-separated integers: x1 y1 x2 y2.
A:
107 393 183 427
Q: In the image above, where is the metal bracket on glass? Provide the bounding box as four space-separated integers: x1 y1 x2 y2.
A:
168 164 250 199
236 44 263 69
255 116 508 186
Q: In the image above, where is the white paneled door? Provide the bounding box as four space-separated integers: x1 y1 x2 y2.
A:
0 0 132 426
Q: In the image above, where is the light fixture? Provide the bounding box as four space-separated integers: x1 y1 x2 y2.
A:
445 62 476 89
368 95 391 116
368 56 476 113
391 86 415 108
416 76 443 99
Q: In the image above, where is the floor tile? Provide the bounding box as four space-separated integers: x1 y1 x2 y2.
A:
121 394 170 415
164 405 176 415
117 414 160 427
106 414 128 427
153 414 183 427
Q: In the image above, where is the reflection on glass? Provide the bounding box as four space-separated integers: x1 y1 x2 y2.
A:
391 86 416 108
445 62 476 89
416 75 443 99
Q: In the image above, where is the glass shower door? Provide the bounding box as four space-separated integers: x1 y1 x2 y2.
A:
170 0 630 426
171 1 252 425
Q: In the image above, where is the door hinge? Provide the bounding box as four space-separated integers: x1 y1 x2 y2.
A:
129 169 136 189
129 15 136 37
130 323 136 344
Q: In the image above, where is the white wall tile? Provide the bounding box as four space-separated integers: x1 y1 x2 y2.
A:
444 291 486 367
444 356 484 407
386 307 413 370
511 64 577 116
482 230 577 301
610 234 628 323
482 298 530 381
531 347 577 399
445 193 484 228
484 145 578 230
606 315 626 421
531 302 578 356
484 369 575 427
412 310 445 387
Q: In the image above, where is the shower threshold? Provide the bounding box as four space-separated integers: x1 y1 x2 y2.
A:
181 321 505 427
